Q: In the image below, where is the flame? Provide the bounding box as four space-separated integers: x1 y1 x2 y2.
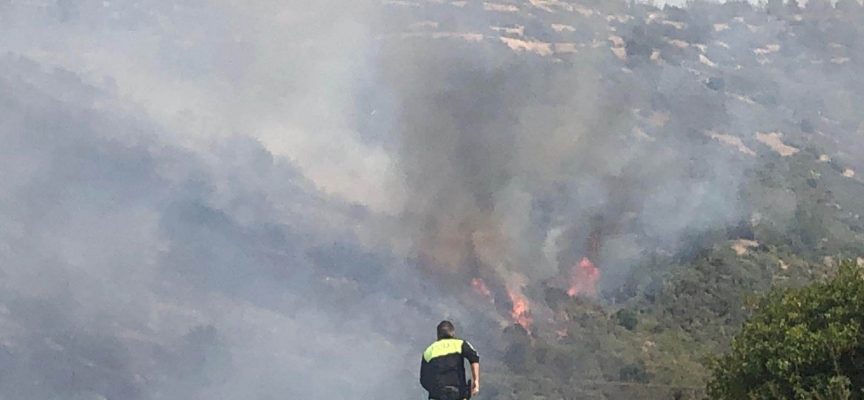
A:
567 257 600 297
471 278 492 298
506 287 532 331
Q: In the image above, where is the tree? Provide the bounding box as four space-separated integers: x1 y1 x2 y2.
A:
615 308 639 331
707 260 864 399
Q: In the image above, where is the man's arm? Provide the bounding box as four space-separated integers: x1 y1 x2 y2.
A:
462 341 481 395
420 357 434 393
470 361 480 395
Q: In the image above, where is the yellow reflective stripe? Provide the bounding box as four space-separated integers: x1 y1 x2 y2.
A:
423 338 464 362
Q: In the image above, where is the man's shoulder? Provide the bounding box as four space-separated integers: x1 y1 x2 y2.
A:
425 338 464 351
423 338 465 361
426 338 465 347
461 339 478 353
422 341 435 354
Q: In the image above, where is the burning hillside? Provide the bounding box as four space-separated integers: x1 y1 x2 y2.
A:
2 0 864 399
568 257 600 298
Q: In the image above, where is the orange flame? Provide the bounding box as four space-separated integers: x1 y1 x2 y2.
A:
567 257 600 297
506 287 532 331
471 278 492 298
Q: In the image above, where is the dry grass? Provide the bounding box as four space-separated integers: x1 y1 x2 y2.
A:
756 132 799 157
484 2 519 12
500 37 553 56
732 239 759 256
707 131 756 156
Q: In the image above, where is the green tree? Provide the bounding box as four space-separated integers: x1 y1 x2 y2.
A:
615 308 638 331
707 260 864 399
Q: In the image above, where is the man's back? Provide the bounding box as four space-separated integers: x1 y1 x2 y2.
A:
419 338 479 399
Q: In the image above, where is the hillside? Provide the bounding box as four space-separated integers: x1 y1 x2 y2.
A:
1 0 864 399
374 0 864 398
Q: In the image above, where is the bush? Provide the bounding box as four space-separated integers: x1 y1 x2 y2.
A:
619 361 650 383
707 260 864 399
615 309 639 331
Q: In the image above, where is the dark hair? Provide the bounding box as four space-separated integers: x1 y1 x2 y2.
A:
437 320 456 339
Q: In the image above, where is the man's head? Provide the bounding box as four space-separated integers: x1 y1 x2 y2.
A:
437 320 456 340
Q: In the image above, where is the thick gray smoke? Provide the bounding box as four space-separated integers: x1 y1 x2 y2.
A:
0 1 442 399
377 21 750 308
0 52 439 398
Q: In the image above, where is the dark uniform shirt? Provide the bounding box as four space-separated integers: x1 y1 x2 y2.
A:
419 338 480 400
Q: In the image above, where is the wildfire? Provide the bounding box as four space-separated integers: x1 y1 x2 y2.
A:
471 278 492 298
506 287 533 331
567 257 600 297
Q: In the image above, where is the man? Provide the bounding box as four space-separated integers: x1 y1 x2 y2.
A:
420 321 480 400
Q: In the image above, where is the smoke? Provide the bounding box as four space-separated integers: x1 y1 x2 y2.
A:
0 1 446 399
2 0 862 398
0 49 447 398
377 21 751 314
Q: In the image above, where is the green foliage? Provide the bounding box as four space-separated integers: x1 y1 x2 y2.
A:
619 361 650 383
707 260 864 399
615 309 639 331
